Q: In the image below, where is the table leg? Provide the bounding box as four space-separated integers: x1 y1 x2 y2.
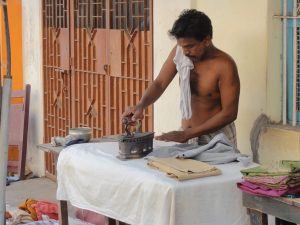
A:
119 222 129 225
108 218 116 225
247 208 268 225
59 200 69 225
107 217 130 225
275 218 297 225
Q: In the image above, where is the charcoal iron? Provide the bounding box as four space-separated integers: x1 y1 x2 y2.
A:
117 116 154 160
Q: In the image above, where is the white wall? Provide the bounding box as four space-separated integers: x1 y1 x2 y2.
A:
153 0 192 134
22 0 44 176
266 0 282 120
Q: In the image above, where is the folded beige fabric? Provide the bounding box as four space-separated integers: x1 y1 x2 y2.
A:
7 208 34 225
147 157 221 181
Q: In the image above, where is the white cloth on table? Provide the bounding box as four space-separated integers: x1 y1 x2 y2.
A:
56 141 249 225
173 45 194 120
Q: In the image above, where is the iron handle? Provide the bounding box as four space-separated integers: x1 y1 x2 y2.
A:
122 117 142 136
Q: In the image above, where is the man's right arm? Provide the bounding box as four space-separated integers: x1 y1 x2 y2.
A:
123 46 178 120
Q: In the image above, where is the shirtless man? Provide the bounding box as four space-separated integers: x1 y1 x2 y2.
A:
123 9 240 145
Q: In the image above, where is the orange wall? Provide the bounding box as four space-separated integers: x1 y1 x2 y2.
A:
1 0 23 91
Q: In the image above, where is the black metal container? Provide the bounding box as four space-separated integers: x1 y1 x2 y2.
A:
118 132 154 160
117 117 154 160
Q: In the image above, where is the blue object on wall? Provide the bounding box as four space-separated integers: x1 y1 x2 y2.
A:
285 0 300 124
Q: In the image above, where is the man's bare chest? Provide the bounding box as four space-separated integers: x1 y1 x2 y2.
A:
189 68 220 98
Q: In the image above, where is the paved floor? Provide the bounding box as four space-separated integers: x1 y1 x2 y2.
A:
6 177 57 207
5 177 95 224
6 177 78 220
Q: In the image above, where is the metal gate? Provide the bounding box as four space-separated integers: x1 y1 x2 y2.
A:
42 0 153 142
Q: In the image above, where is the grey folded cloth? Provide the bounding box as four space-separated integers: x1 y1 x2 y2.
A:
51 135 85 147
147 133 251 166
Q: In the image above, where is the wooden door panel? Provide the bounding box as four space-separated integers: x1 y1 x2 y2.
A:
109 31 153 133
58 28 70 70
73 28 109 137
109 30 122 76
72 71 107 137
108 0 153 133
43 68 71 142
42 0 71 142
72 0 108 137
109 29 153 132
44 27 70 69
94 29 107 74
109 76 152 134
43 0 152 141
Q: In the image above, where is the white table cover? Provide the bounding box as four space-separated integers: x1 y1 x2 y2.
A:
56 141 250 225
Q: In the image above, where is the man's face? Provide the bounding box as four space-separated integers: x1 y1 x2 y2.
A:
177 37 208 62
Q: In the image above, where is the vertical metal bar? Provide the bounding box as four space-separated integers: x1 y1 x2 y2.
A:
0 80 11 225
70 0 76 129
150 0 153 131
283 0 287 124
90 0 93 28
142 0 146 125
102 0 104 28
78 4 83 127
53 0 56 27
85 0 88 28
0 1 12 223
58 0 61 28
117 1 123 29
105 0 111 134
293 0 297 125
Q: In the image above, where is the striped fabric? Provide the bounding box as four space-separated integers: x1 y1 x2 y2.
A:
191 122 237 147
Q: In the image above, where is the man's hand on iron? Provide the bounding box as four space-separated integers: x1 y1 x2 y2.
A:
155 130 189 143
122 105 144 122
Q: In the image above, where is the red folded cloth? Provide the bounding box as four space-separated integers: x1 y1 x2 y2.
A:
31 201 58 220
237 181 300 197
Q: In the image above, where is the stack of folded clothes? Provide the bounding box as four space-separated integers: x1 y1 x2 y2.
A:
237 160 300 197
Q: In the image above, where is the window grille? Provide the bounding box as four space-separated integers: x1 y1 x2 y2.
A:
75 0 106 28
110 0 149 30
44 0 68 28
297 26 300 111
282 0 300 125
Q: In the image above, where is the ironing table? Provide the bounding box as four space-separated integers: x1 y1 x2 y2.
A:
56 140 249 225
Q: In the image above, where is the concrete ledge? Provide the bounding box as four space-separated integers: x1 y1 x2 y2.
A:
258 124 300 165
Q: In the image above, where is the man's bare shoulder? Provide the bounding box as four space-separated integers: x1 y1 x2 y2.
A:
213 50 239 79
213 50 236 66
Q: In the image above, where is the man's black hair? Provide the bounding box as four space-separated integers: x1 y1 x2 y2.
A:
169 9 213 41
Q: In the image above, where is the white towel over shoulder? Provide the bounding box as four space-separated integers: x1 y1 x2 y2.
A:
173 46 194 120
